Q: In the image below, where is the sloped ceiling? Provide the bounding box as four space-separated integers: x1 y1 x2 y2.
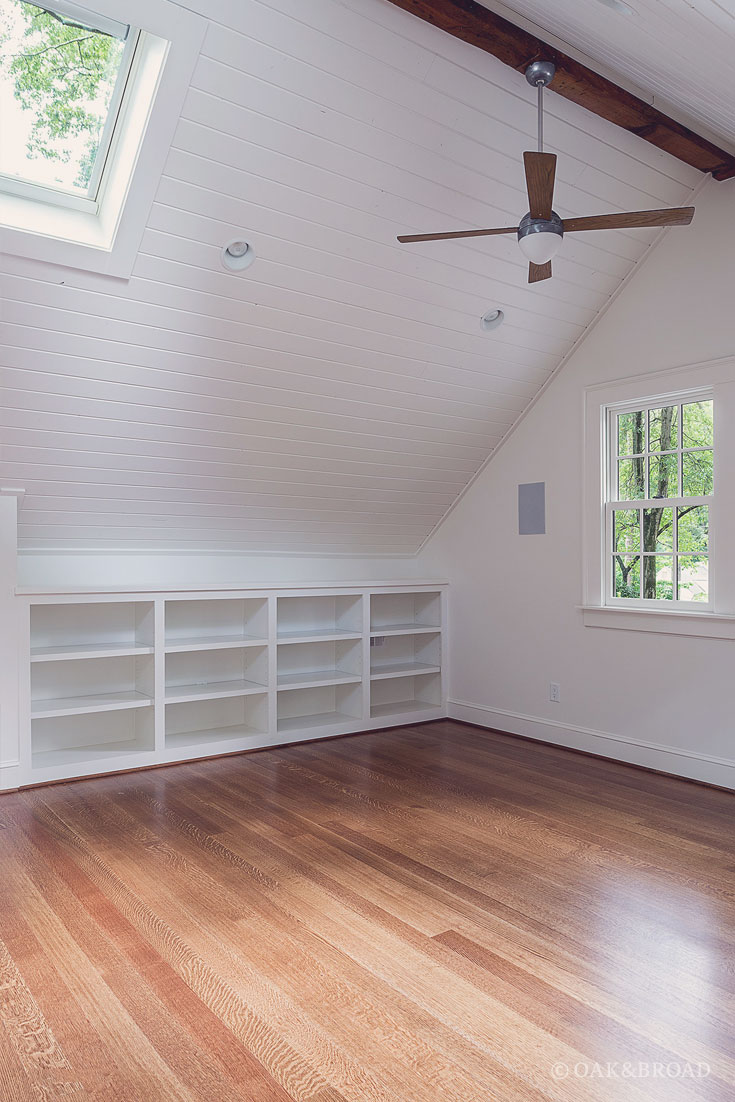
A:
0 0 706 553
484 0 735 151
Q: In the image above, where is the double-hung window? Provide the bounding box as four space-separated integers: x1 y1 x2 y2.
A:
606 394 714 607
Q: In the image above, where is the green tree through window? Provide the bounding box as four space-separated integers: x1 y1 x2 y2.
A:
610 398 713 603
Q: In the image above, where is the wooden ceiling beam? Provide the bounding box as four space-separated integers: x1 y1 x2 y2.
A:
383 0 735 181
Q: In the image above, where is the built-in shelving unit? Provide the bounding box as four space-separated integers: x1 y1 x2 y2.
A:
17 583 446 788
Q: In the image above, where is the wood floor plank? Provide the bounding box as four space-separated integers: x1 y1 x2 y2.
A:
0 720 732 1100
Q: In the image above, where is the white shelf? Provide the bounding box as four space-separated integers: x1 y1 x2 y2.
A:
165 634 268 653
165 680 267 705
277 670 361 691
277 628 362 644
370 624 440 637
31 691 153 720
31 642 154 663
370 661 441 680
32 738 152 769
277 710 359 734
370 699 440 719
165 724 266 750
17 584 446 790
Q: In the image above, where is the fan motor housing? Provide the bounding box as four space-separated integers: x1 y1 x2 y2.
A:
517 210 564 243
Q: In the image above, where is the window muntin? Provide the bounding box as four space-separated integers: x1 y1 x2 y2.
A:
607 396 713 607
0 0 139 209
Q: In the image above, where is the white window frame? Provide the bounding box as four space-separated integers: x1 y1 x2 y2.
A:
604 390 714 610
0 0 140 213
581 357 735 639
0 0 206 279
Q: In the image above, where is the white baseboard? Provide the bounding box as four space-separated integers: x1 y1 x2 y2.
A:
448 700 735 791
0 761 21 793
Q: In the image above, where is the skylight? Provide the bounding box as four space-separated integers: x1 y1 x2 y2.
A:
0 0 138 209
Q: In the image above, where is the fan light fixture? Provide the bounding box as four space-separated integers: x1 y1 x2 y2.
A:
517 212 564 265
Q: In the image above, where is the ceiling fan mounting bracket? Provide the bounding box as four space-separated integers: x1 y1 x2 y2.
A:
525 60 555 88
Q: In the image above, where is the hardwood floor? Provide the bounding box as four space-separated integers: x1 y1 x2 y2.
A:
0 720 733 1101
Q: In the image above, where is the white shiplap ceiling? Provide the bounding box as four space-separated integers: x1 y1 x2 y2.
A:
485 0 735 150
0 0 707 553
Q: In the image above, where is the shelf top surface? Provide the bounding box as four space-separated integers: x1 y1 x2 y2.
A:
370 700 441 717
277 669 362 688
165 633 268 651
32 690 153 716
276 628 362 643
165 679 267 701
277 710 360 732
370 661 441 678
370 623 441 635
19 580 447 597
31 642 154 660
165 724 265 746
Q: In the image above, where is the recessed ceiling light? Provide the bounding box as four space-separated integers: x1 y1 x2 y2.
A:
221 239 256 271
595 0 637 15
480 308 505 331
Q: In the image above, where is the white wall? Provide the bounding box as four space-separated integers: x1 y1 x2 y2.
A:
16 549 427 588
421 176 735 788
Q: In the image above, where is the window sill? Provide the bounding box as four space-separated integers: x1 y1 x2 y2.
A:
580 605 735 639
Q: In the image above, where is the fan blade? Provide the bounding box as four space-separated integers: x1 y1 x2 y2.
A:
523 152 556 220
563 207 694 233
397 226 517 243
528 261 552 283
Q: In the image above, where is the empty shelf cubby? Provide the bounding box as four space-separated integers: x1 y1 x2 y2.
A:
165 645 268 704
31 654 154 719
370 591 441 635
31 601 154 661
277 638 362 690
277 682 362 734
370 631 440 679
32 707 154 771
165 694 269 753
370 672 441 719
277 594 362 643
165 598 268 650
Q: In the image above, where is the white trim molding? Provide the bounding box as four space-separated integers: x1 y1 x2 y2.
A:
580 605 735 639
449 700 735 790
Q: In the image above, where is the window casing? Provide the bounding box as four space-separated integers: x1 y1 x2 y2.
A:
605 392 714 609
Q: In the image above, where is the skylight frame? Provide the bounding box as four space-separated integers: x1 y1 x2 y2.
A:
0 0 206 280
0 0 141 213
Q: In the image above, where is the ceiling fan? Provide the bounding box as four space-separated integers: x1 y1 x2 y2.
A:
396 61 695 284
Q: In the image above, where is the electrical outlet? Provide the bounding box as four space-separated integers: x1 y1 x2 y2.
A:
549 682 561 703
